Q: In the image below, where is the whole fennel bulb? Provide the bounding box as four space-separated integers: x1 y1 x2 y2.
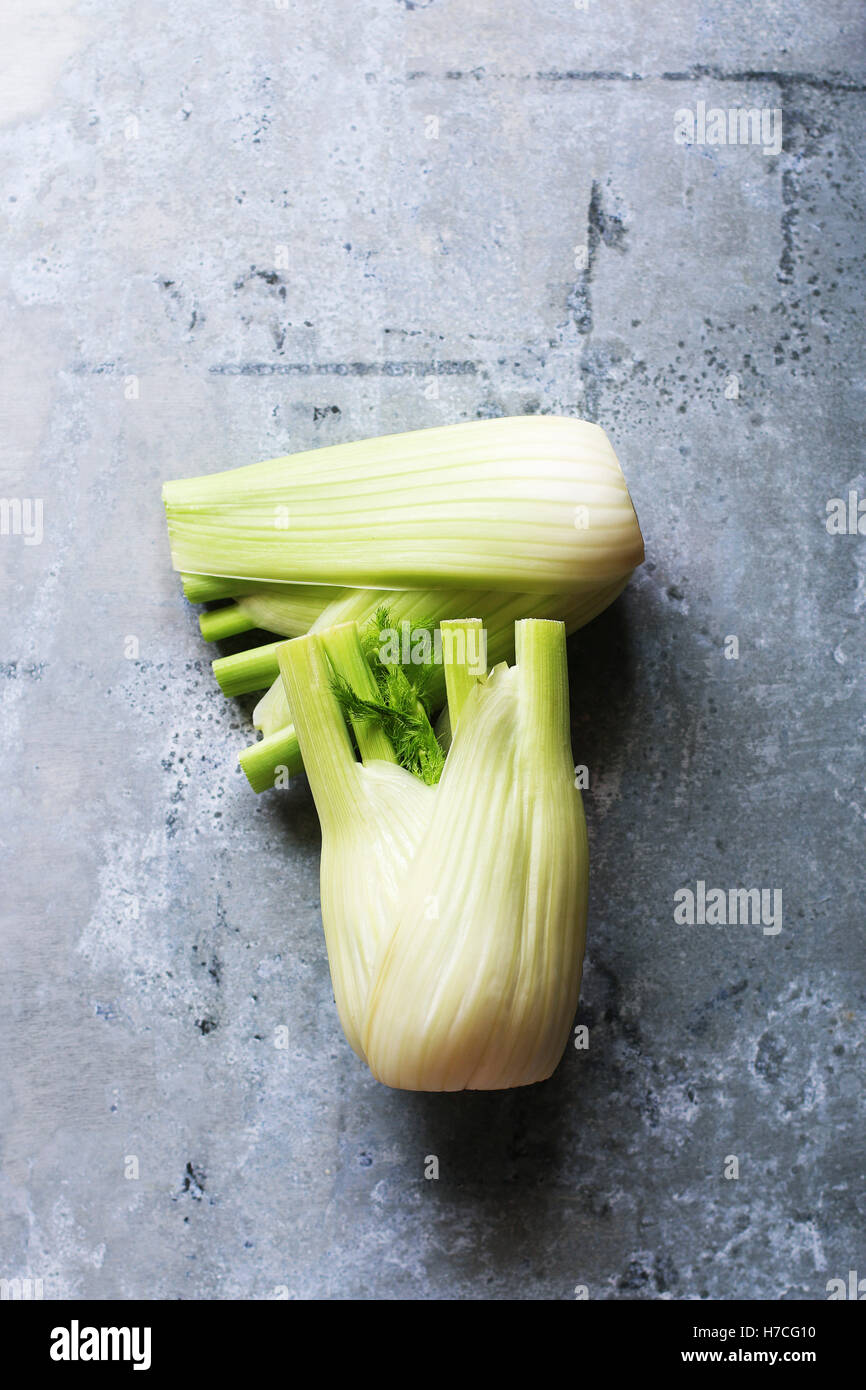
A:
280 617 588 1092
165 415 644 796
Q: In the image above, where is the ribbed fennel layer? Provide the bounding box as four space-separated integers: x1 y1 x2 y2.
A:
163 416 643 593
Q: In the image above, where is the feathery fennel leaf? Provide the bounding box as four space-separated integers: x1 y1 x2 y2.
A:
330 674 445 786
330 607 446 785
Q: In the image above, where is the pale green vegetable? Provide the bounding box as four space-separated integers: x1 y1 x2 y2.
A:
160 415 641 1093
279 617 587 1091
163 416 643 593
166 416 642 794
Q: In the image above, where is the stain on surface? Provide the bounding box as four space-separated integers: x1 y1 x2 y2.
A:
180 1162 206 1200
565 179 629 348
754 1032 787 1085
209 359 478 376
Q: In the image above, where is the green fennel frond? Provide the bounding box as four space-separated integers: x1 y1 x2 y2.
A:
326 606 446 783
330 671 445 786
364 608 440 708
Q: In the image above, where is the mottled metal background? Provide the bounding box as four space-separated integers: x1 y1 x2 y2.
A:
1 0 863 1299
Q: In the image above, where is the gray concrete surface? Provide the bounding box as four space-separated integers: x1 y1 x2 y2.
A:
1 0 863 1300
